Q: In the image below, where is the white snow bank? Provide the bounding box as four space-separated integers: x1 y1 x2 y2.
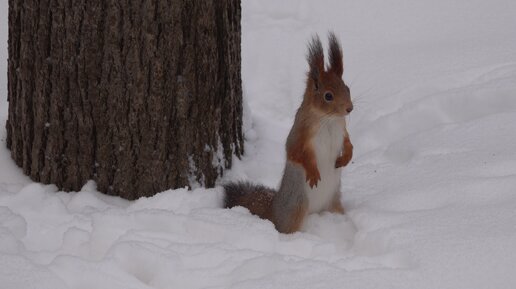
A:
1 0 516 288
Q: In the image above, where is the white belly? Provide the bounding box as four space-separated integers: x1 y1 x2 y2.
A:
305 117 346 213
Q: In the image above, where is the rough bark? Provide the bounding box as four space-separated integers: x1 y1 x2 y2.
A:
7 0 243 199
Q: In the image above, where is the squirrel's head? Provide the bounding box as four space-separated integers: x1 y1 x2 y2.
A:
304 32 353 117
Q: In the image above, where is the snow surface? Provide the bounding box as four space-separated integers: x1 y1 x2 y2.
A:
1 1 516 288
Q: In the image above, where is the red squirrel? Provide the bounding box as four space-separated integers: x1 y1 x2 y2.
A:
224 32 353 233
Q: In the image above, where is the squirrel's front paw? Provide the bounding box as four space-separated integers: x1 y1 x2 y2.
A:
335 155 352 168
306 169 321 188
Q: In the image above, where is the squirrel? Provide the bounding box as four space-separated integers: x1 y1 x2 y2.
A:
224 32 353 234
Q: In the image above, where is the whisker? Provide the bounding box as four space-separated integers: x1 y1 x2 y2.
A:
352 86 375 102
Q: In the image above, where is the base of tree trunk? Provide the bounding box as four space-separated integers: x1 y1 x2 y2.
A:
6 0 243 199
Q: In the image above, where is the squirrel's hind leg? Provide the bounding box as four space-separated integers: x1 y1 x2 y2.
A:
274 201 308 234
328 195 345 214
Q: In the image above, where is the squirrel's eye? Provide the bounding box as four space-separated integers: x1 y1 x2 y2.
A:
324 92 334 102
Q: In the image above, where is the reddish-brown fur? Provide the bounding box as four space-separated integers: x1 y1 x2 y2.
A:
304 73 351 118
335 135 353 168
287 34 352 187
286 115 321 188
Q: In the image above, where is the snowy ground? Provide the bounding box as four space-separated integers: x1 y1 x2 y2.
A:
1 1 516 288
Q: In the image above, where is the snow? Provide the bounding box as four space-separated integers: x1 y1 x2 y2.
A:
1 0 516 288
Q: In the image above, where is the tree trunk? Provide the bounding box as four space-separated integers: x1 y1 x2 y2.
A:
6 0 243 199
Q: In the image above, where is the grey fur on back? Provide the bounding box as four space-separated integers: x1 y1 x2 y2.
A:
272 162 308 232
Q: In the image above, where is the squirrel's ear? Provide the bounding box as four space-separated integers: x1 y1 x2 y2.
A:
328 32 343 77
307 34 324 90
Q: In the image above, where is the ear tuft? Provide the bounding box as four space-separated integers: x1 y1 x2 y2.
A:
306 34 324 86
328 31 343 76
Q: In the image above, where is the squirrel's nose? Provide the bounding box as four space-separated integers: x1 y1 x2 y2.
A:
346 105 353 113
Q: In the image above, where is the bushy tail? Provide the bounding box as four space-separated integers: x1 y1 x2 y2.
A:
223 181 276 221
